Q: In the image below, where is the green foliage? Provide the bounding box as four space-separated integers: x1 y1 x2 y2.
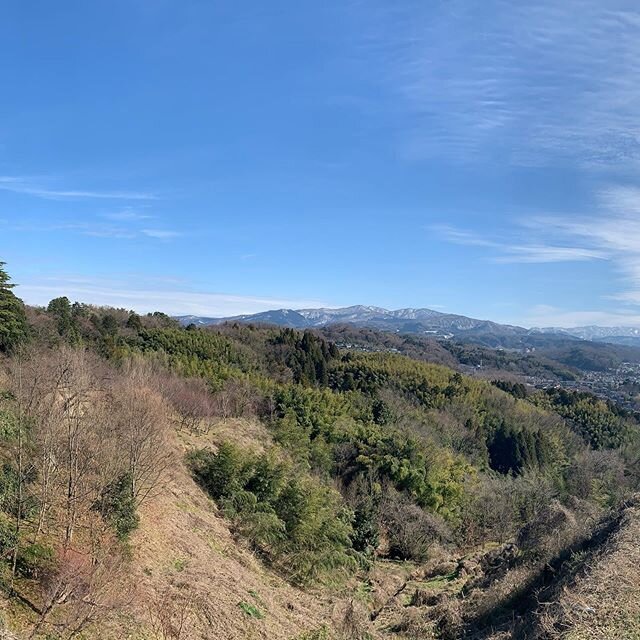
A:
0 513 17 557
487 419 557 475
0 463 20 515
101 313 119 337
190 443 356 584
491 379 527 399
126 311 143 331
535 387 632 449
269 352 570 524
5 314 630 586
118 322 629 560
271 329 336 385
0 407 18 441
330 353 467 408
0 262 29 353
269 380 470 519
371 398 391 425
238 601 264 619
0 462 38 519
351 497 380 555
47 296 80 342
15 542 54 578
123 328 250 389
94 472 140 541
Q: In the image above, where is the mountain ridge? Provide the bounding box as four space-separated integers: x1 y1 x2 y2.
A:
176 305 527 333
175 305 563 350
176 306 640 348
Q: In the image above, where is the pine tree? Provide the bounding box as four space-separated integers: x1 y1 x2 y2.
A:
47 296 76 339
0 262 28 352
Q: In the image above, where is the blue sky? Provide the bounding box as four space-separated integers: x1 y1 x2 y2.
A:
3 1 640 327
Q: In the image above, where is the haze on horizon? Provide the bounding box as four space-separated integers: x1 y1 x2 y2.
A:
4 2 640 329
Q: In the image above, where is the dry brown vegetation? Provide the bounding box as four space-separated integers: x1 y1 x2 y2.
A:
534 496 640 640
0 347 174 637
354 496 640 640
0 347 340 639
127 426 334 640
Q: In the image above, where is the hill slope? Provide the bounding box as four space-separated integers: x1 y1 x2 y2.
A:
128 421 332 640
533 496 640 639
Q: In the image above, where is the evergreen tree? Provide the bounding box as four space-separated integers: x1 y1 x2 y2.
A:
95 473 139 541
47 296 77 339
101 313 119 336
126 311 143 331
0 262 28 352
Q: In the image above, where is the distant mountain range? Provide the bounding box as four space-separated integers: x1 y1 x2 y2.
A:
177 305 519 335
175 305 550 349
176 305 640 350
534 325 640 346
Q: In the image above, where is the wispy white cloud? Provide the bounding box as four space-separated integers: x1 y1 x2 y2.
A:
355 1 640 166
429 224 498 248
76 225 137 239
437 183 640 312
523 189 640 304
431 224 605 264
520 304 640 328
8 220 181 241
102 209 153 221
0 176 157 200
492 245 607 264
141 229 182 239
16 279 330 316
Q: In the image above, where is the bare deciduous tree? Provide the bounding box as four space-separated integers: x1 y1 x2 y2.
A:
29 542 132 640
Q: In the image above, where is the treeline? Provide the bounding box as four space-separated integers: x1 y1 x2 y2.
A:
31 288 637 542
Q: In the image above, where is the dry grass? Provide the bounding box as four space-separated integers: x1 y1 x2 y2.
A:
176 416 275 454
123 420 334 640
536 497 640 640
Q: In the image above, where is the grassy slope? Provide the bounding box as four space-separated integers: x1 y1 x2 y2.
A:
535 496 640 640
128 418 333 640
0 418 335 640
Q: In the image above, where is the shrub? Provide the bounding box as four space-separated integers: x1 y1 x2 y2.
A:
238 601 264 619
381 489 451 561
191 443 357 584
94 473 140 541
457 475 518 545
0 513 16 557
15 542 55 578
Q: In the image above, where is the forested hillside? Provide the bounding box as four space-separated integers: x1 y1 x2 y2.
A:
0 263 638 639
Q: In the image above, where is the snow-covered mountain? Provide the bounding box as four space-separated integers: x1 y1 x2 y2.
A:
174 305 546 348
533 325 640 346
174 305 640 350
